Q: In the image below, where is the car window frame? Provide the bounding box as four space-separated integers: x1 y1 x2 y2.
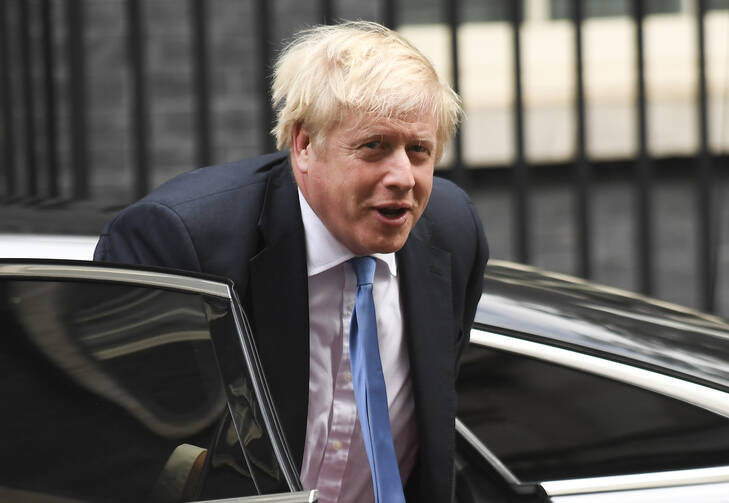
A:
469 328 729 419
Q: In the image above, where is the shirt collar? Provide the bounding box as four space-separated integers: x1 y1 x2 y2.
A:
298 188 398 278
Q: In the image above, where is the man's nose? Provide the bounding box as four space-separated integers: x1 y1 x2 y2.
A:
383 147 416 190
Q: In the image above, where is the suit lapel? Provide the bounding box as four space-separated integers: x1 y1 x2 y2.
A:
248 159 310 470
397 218 456 502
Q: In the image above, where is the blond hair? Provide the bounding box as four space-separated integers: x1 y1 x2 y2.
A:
271 21 462 160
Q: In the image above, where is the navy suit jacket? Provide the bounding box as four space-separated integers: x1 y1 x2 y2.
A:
94 150 488 502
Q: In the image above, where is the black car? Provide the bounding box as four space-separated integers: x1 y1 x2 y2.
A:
2 252 729 502
457 261 729 502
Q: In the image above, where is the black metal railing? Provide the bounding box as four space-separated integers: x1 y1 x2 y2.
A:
0 0 725 313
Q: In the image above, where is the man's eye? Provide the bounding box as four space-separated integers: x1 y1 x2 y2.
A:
362 141 381 149
408 144 430 155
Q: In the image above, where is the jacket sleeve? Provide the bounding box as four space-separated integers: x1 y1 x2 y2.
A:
93 201 202 273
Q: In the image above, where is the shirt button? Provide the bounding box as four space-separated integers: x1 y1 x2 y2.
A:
344 371 352 383
332 440 342 451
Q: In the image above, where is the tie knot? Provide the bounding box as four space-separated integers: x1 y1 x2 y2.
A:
349 256 376 286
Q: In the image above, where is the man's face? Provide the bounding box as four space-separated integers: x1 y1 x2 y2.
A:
292 113 437 255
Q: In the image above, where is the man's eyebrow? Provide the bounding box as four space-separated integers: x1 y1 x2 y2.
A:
411 137 435 147
351 123 435 143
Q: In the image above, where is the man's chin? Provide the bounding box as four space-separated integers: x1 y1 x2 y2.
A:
357 235 409 255
340 223 414 255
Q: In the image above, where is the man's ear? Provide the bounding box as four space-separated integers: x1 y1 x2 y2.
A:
291 123 312 174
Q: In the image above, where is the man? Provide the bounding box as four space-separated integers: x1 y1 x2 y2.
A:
95 21 487 502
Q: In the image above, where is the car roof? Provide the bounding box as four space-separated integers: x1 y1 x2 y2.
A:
0 233 97 260
477 260 729 392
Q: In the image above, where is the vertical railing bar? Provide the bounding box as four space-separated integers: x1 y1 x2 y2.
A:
126 0 149 199
66 0 88 200
446 0 464 187
573 0 591 279
634 0 652 295
696 0 715 312
20 0 38 199
191 0 211 169
41 0 59 199
511 0 529 264
256 0 275 153
321 0 334 24
0 0 16 200
383 0 396 29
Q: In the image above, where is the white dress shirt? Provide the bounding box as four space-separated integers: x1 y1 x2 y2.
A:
297 190 417 503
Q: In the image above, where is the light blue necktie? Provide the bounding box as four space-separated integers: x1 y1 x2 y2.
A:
348 256 406 503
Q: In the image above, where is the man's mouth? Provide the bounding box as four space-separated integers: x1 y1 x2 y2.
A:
375 205 410 221
377 207 407 218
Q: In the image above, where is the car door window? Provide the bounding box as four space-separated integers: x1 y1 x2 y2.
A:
456 343 729 483
0 270 291 502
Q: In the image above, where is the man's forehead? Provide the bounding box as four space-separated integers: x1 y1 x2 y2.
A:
342 112 436 139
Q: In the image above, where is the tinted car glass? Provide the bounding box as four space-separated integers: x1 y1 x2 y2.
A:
478 262 729 392
0 276 289 502
457 344 729 482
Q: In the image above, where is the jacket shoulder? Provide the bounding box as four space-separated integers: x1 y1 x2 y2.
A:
94 151 292 275
419 175 489 281
423 177 483 240
139 151 289 209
